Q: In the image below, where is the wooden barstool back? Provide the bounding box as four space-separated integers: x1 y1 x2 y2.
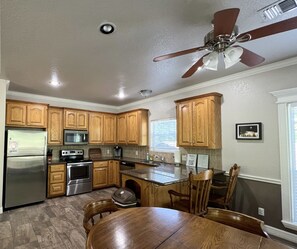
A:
205 207 270 238
83 199 119 235
168 169 213 216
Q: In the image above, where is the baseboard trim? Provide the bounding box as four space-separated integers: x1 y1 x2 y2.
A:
265 225 297 244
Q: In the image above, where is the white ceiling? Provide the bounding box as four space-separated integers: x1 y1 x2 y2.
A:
1 0 297 106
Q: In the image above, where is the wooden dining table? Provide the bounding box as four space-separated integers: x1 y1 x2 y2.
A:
86 207 292 249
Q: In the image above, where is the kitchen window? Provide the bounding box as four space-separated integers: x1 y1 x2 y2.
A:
272 87 297 231
150 119 177 152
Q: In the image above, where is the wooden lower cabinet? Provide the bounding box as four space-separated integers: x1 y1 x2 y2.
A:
121 174 187 207
109 160 120 186
48 164 66 197
93 161 109 188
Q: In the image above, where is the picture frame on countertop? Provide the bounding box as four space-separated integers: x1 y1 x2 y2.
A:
186 154 197 167
197 154 209 169
236 122 262 140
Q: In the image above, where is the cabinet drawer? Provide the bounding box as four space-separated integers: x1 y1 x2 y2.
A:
50 164 65 172
49 183 65 195
93 161 108 168
50 171 65 183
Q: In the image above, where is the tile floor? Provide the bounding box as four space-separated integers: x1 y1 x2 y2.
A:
0 187 296 249
0 187 117 249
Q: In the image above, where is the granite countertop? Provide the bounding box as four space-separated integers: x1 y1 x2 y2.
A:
48 157 164 166
121 164 225 186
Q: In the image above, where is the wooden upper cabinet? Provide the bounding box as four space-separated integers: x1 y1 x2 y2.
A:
6 100 48 128
89 112 104 144
117 114 127 144
117 109 148 146
175 93 222 149
64 109 88 130
48 107 63 145
103 114 117 144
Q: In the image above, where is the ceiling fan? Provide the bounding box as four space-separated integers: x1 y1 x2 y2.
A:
153 8 297 78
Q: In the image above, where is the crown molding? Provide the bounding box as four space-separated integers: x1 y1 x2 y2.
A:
7 91 117 112
6 57 297 111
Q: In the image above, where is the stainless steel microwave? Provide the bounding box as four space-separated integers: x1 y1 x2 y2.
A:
64 130 88 145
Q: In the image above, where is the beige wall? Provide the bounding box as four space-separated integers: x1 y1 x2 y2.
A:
0 79 8 213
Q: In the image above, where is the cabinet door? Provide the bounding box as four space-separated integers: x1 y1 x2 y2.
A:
6 102 27 126
93 167 109 188
76 111 88 130
48 107 63 145
109 160 120 186
89 112 103 144
103 114 117 144
27 104 48 128
126 111 139 144
64 109 77 129
117 114 127 144
177 101 193 146
192 98 209 147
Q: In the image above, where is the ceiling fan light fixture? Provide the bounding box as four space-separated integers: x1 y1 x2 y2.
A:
223 46 243 69
202 51 219 71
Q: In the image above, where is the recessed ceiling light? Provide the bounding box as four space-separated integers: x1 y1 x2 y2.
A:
49 80 61 87
99 22 116 35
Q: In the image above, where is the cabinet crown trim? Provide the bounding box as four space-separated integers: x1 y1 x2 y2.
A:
174 92 222 103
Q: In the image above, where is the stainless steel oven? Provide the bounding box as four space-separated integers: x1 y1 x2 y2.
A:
66 161 92 196
60 150 93 196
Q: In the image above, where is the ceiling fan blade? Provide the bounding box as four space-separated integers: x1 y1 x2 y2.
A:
153 46 207 62
213 8 240 37
182 53 209 78
237 16 297 42
234 45 265 66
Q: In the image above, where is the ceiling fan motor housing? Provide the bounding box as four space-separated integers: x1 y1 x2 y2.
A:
204 26 239 52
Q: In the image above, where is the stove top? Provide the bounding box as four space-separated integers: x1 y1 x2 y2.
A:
59 149 91 164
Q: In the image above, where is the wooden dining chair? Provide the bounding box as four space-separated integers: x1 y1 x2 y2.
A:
204 207 270 238
208 163 240 209
83 198 119 236
168 169 213 216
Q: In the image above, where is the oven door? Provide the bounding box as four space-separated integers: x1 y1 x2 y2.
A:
67 162 92 185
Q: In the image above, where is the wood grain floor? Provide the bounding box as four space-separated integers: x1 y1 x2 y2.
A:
0 187 118 249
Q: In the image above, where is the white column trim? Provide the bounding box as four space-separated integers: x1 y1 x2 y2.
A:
271 87 297 231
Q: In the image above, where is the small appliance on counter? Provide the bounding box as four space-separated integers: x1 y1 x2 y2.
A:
113 145 123 158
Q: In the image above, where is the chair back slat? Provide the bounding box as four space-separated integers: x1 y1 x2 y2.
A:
189 169 213 216
224 164 240 204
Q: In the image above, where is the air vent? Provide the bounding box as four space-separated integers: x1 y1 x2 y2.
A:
258 0 297 20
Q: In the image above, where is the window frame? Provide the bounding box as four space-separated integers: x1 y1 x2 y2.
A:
272 87 297 231
150 118 178 153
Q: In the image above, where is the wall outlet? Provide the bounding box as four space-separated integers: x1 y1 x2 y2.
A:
107 149 110 155
258 207 265 216
135 150 138 156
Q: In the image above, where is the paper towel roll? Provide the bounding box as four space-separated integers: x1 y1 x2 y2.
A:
174 151 181 164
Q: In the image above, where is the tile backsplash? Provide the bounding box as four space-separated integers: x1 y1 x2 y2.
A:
49 145 222 169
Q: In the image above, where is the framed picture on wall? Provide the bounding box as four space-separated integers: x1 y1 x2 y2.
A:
186 154 197 167
236 122 262 140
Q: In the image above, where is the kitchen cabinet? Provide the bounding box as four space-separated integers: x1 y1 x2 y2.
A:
6 100 48 128
103 114 117 144
117 109 148 146
93 161 109 188
88 112 104 144
175 92 222 149
48 164 66 197
47 107 63 145
64 109 88 130
109 160 120 186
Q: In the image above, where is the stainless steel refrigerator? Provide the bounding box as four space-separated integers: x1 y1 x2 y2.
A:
4 129 47 209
